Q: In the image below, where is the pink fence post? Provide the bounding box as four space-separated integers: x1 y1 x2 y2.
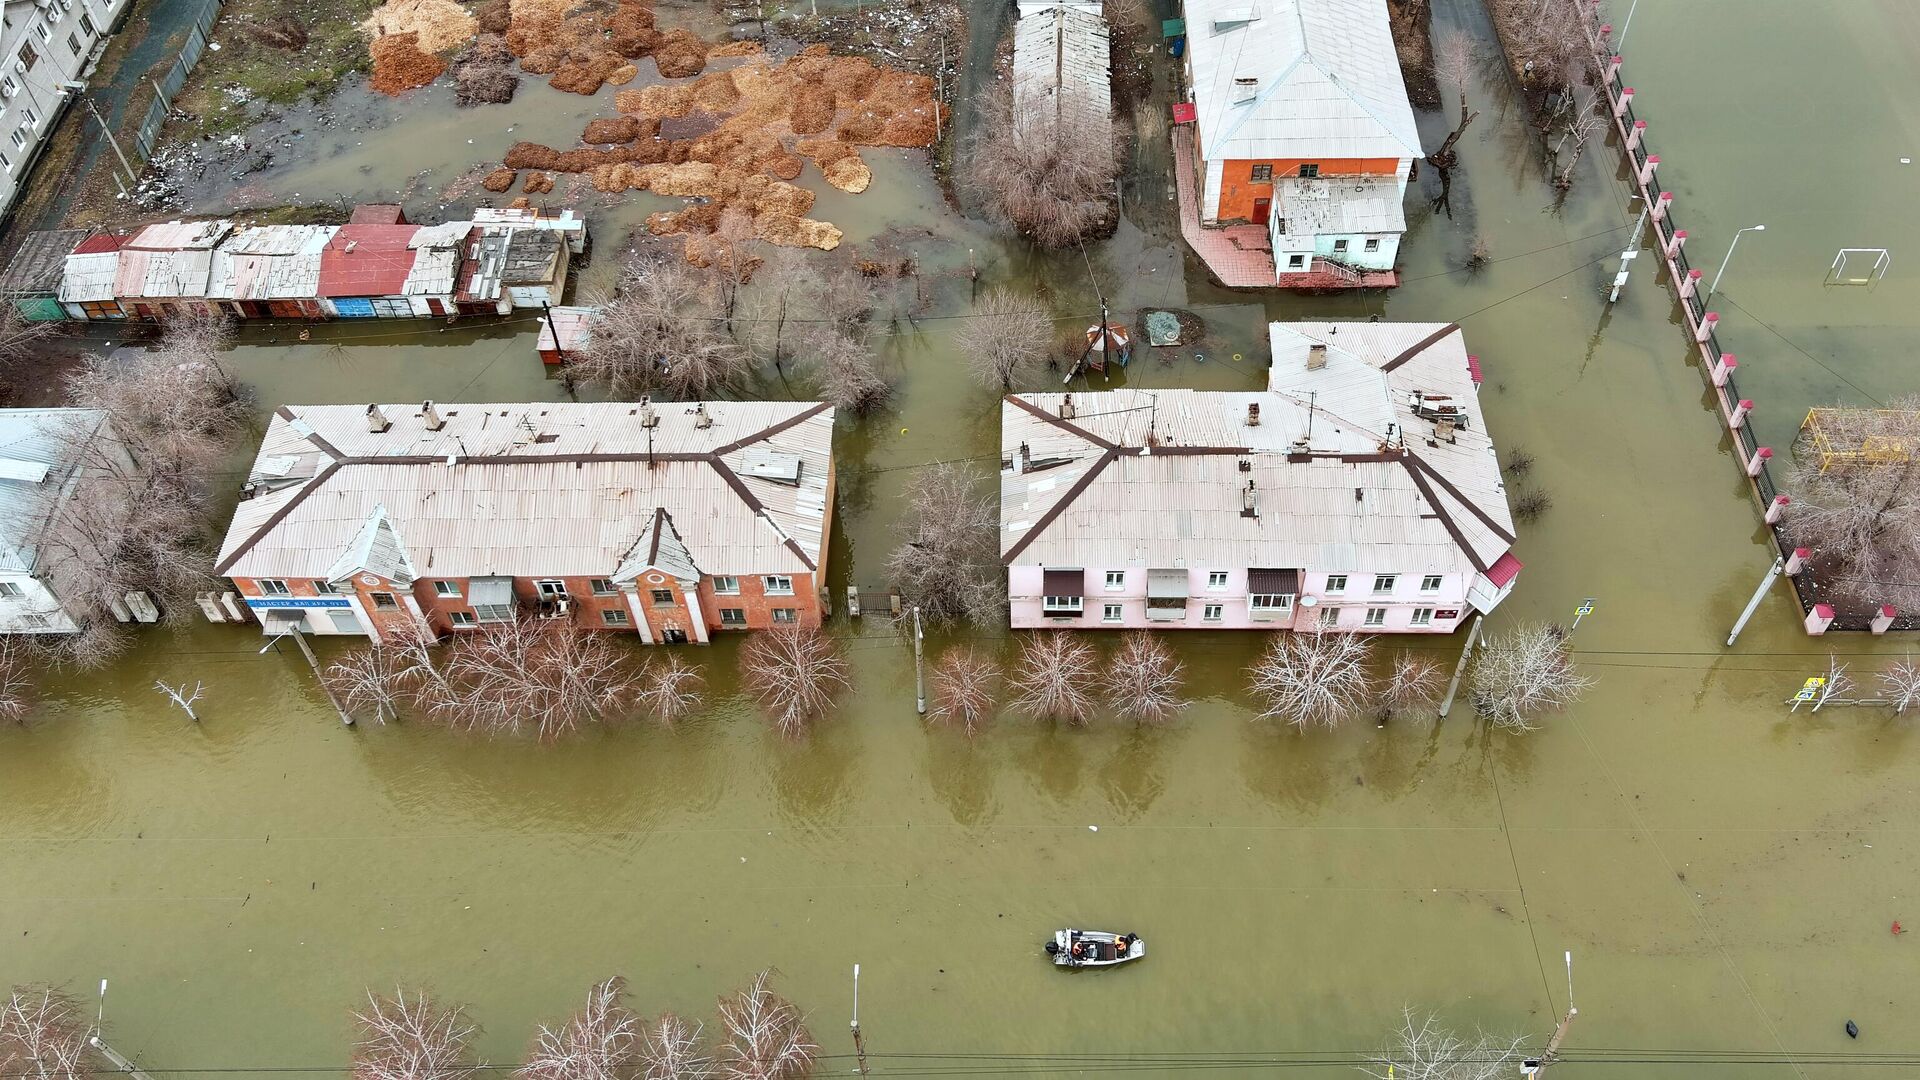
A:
1710 352 1737 386
1805 603 1835 635
1696 311 1719 343
1638 154 1660 184
1785 547 1810 575
1678 268 1702 299
1765 495 1790 524
1652 190 1673 222
1872 606 1898 634
1730 399 1753 429
1665 229 1688 258
1606 55 1623 83
1617 89 1637 120
1745 446 1772 477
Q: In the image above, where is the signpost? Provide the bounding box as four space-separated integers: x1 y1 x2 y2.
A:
1570 598 1596 634
1791 677 1824 712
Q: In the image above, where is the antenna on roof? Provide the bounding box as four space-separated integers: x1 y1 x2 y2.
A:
1305 391 1317 444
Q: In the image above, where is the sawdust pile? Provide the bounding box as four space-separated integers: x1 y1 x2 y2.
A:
451 34 519 105
362 0 478 54
523 170 555 193
369 32 448 94
483 167 518 192
474 0 511 32
505 0 673 95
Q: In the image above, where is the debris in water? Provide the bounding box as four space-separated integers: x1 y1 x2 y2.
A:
1846 1019 1859 1039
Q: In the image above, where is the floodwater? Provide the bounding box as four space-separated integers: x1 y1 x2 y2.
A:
3 0 1919 1076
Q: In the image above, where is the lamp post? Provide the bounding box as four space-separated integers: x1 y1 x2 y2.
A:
1706 224 1765 304
1616 0 1639 49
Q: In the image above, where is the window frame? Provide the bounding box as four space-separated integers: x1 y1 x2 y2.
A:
589 578 617 596
713 576 741 594
763 575 794 596
1411 608 1435 627
1363 607 1387 627
601 609 630 627
1297 163 1319 178
1287 254 1306 269
1372 574 1397 595
1319 606 1342 627
370 591 399 610
433 580 461 598
0 581 21 598
79 13 94 35
1249 593 1294 611
1041 595 1084 614
771 607 798 624
1104 570 1125 590
1325 574 1348 592
1249 163 1273 183
719 607 748 626
1202 603 1224 622
448 610 477 627
649 588 675 605
1332 238 1349 253
1206 571 1229 591
259 579 291 596
1102 603 1123 623
1420 575 1443 593
1364 237 1381 252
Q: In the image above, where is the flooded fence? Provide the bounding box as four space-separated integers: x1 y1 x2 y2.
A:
130 0 223 162
1578 8 1911 634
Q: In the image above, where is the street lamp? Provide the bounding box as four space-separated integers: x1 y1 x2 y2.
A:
1706 224 1765 304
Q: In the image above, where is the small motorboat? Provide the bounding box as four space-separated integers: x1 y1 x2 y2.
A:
1045 929 1145 968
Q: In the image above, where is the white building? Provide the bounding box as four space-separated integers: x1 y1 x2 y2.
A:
0 0 132 217
1001 322 1522 632
1012 2 1110 123
0 408 135 634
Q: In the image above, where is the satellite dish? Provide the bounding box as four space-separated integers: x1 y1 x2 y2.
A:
1299 595 1319 608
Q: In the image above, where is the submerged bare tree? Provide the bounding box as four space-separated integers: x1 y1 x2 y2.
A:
1103 632 1187 725
1426 30 1480 215
569 258 753 400
1785 399 1920 611
426 617 642 740
1247 632 1375 731
520 977 643 1080
351 988 480 1080
1549 82 1607 190
741 626 850 738
1379 651 1444 724
715 971 814 1080
956 288 1053 390
1486 0 1587 96
930 647 1001 737
966 86 1119 249
1009 631 1099 725
0 637 36 725
1469 624 1591 731
0 985 92 1080
0 304 59 380
805 326 890 416
1359 1009 1528 1080
322 639 414 724
886 463 1003 627
638 655 705 727
640 1014 713 1080
1881 657 1920 715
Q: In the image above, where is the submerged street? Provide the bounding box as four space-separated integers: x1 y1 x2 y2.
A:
2 0 1918 1076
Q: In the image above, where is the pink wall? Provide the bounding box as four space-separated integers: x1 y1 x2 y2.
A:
1008 566 1474 634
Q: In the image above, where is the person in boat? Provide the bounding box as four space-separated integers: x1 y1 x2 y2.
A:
1070 940 1087 960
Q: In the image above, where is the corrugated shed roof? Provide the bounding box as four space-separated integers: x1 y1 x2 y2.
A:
207 225 337 300
1001 321 1514 574
71 232 123 256
125 220 233 251
218 401 834 581
403 247 461 296
349 204 408 225
536 305 595 353
501 230 562 285
59 250 120 303
1012 5 1112 123
616 508 702 581
1185 0 1421 161
115 248 219 299
317 225 419 297
0 230 87 294
0 409 111 573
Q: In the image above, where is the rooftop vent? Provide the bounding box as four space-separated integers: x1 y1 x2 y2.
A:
1246 402 1261 426
366 403 391 433
1307 343 1328 371
1213 5 1259 29
1231 77 1259 104
639 396 659 429
421 401 445 431
1241 479 1257 518
741 449 804 486
693 402 713 429
1059 393 1076 420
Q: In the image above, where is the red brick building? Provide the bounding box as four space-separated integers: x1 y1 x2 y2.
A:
215 400 835 644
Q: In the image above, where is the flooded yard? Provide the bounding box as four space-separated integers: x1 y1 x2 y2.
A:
2 0 1917 1076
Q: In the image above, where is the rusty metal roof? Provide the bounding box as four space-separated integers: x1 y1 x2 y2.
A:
0 230 87 295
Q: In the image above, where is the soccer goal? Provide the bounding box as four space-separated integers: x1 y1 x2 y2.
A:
1825 248 1891 285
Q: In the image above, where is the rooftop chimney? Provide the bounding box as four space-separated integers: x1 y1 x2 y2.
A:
1019 441 1032 473
345 240 358 254
366 403 391 433
421 401 445 431
693 402 712 429
639 396 659 429
1307 343 1328 371
1246 401 1261 426
1059 393 1076 420
1241 479 1257 518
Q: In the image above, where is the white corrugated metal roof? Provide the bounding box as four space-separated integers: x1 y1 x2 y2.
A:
218 401 834 581
0 409 111 573
58 251 118 302
1002 321 1514 574
207 225 337 300
1184 0 1421 161
403 247 460 296
1013 5 1111 122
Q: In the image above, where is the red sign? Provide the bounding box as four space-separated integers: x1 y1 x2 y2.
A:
1435 609 1460 620
1171 102 1197 125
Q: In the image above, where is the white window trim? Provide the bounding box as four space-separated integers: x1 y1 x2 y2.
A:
1420 575 1443 592
1325 574 1348 592
1372 574 1397 594
1411 608 1434 627
1363 607 1387 627
1319 606 1342 626
772 608 799 623
0 581 22 598
601 609 630 626
1102 603 1122 623
1206 571 1229 591
1249 593 1294 611
449 610 477 627
1042 595 1084 613
259 579 290 596
719 607 748 625
434 580 461 597
590 578 617 596
1202 603 1224 622
1104 571 1125 591
713 576 740 594
764 575 794 596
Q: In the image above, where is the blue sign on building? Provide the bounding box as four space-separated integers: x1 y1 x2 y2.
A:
243 597 354 610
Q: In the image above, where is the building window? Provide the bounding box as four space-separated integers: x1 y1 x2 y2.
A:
10 130 24 149
1333 238 1349 253
1364 238 1381 252
371 592 398 610
1326 574 1348 592
650 589 674 605
763 575 793 595
79 13 94 35
1320 606 1342 627
713 576 740 594
1364 607 1387 627
21 107 34 127
1104 570 1125 590
1288 254 1305 268
601 609 630 627
67 33 80 56
1297 163 1319 178
259 579 290 596
1206 571 1228 590
20 612 49 629
449 610 477 627
314 580 338 595
474 603 513 622
18 44 36 71
772 608 798 623
34 23 49 43
1421 575 1443 592
720 608 747 625
434 580 461 597
1250 593 1293 611
536 579 567 598
1411 608 1434 627
590 578 617 596
1250 163 1272 183
1102 603 1122 623
1203 603 1224 622
0 150 11 171
0 582 20 598
1372 574 1397 594
1042 595 1084 614
2 76 16 97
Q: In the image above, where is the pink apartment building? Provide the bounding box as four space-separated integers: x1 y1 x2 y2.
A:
1001 321 1522 633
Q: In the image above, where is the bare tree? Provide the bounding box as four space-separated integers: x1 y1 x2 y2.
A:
1426 31 1480 215
1812 651 1851 713
0 986 92 1080
423 616 642 741
741 626 850 738
1549 82 1607 190
715 971 814 1080
0 304 59 379
885 463 1002 627
1469 624 1591 731
1785 399 1920 610
1486 0 1587 96
640 1014 713 1080
805 326 890 415
323 641 413 724
1247 632 1375 731
1359 1008 1528 1080
520 977 643 1080
1379 651 1444 724
637 655 705 727
0 637 37 725
739 253 877 377
929 647 1000 737
1103 632 1187 725
1009 631 1099 725
965 87 1119 249
351 988 480 1080
1880 657 1920 715
956 288 1053 390
568 258 753 400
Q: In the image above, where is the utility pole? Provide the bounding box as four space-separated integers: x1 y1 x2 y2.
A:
91 982 158 1080
849 964 871 1077
1437 614 1483 718
1522 952 1579 1075
82 96 137 193
934 36 944 141
912 606 926 715
1726 555 1785 646
264 623 354 726
153 680 203 721
1606 199 1650 303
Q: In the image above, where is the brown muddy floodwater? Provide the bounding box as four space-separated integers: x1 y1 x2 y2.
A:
3 1 1918 1077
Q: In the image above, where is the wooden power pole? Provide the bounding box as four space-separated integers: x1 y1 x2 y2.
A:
850 964 871 1076
912 606 926 715
1437 614 1483 718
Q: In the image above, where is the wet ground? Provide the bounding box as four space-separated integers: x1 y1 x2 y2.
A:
3 0 1919 1076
